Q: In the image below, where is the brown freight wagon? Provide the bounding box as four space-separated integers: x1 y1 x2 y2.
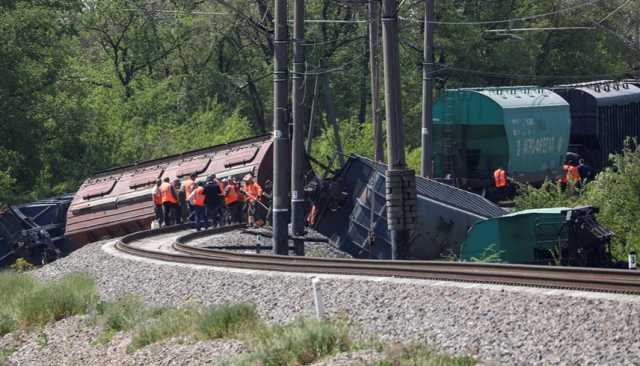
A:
65 135 274 246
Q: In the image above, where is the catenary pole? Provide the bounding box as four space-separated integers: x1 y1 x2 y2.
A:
381 0 417 259
272 0 289 255
420 0 434 177
369 0 384 163
291 0 306 255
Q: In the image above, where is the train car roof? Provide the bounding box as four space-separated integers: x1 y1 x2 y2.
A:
553 80 640 106
443 86 569 109
92 134 272 177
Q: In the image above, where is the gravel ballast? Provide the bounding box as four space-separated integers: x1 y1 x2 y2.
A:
25 230 640 365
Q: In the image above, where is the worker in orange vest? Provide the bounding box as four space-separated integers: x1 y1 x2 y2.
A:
151 179 164 227
242 174 263 227
224 178 243 224
188 181 208 231
493 167 508 202
560 163 581 189
160 177 178 226
182 173 196 222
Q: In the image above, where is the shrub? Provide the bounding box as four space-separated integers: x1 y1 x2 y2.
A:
129 308 199 352
514 180 581 211
235 318 352 366
16 273 98 326
197 303 258 339
376 344 476 366
0 272 97 334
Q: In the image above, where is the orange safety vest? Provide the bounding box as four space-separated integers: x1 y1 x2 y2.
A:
494 169 507 188
183 178 195 198
561 164 581 184
224 184 240 206
244 182 262 202
193 186 206 207
160 182 177 204
153 187 162 205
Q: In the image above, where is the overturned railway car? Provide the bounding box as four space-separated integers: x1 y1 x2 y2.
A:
0 195 73 265
313 156 506 259
65 135 274 246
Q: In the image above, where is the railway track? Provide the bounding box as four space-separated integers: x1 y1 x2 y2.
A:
115 225 640 295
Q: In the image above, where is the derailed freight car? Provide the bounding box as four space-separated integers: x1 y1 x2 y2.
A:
553 81 640 172
65 135 274 246
313 156 506 259
0 195 73 265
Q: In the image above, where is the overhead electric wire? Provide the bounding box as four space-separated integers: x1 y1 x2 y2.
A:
400 0 598 25
597 0 632 24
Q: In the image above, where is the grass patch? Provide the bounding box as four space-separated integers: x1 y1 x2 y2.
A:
129 307 199 351
376 344 476 366
0 272 98 335
93 295 147 344
227 318 351 366
197 303 257 339
124 303 260 352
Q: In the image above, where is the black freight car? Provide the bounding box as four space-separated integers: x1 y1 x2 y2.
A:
313 156 506 259
553 81 640 172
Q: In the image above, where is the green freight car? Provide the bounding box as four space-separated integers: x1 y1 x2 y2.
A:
433 87 571 191
460 206 612 267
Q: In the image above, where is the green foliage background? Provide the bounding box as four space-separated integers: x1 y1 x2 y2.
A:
1 0 638 204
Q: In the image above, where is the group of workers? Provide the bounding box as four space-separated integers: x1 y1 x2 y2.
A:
493 158 594 200
152 173 264 231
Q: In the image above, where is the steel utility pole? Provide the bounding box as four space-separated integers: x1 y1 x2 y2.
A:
420 0 434 178
369 0 383 162
272 0 289 255
291 0 305 255
381 0 417 259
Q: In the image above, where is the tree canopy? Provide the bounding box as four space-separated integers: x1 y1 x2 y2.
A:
1 0 638 204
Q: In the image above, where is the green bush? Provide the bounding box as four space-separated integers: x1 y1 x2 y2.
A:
129 307 199 352
16 273 98 326
234 318 352 366
376 344 476 366
514 180 582 211
197 303 258 339
0 272 97 334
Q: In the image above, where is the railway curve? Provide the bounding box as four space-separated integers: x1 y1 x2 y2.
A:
115 225 640 295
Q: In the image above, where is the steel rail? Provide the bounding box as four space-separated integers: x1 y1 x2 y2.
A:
115 225 640 295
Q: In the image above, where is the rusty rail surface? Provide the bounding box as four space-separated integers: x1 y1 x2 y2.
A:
115 225 640 295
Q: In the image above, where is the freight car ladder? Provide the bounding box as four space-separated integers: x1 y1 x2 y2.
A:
441 92 457 177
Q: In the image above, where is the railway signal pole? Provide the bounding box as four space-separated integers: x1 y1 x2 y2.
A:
381 0 417 259
273 0 290 255
369 0 383 163
420 0 434 178
291 0 305 255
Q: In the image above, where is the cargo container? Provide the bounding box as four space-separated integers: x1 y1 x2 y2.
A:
553 81 640 171
432 87 571 191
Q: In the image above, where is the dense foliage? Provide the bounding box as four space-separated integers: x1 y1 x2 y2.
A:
515 143 640 260
1 0 639 204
